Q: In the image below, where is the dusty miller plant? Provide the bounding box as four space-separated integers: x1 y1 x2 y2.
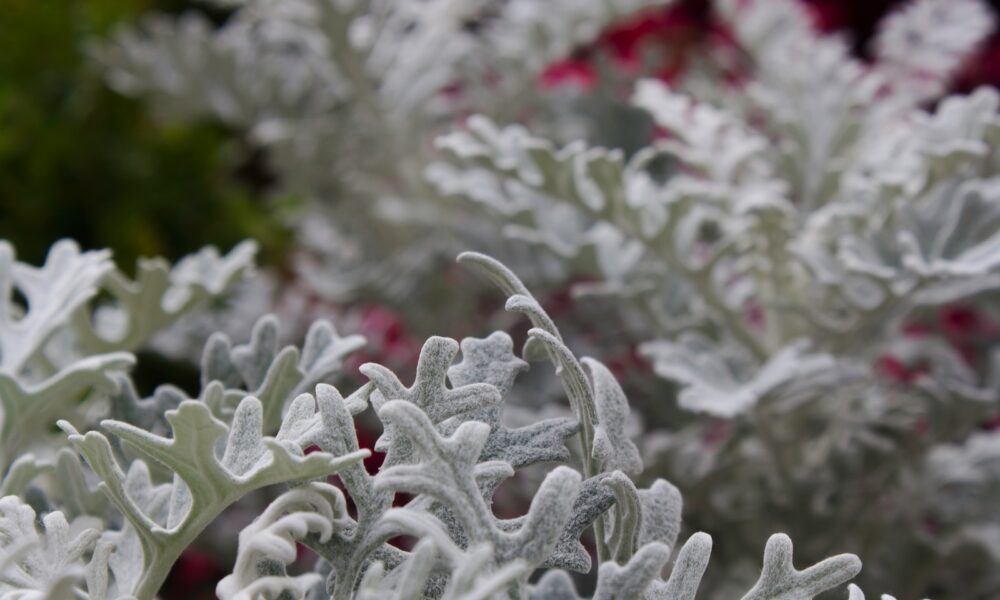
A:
0 238 255 487
90 0 1000 596
427 0 1000 597
0 239 913 599
92 0 676 308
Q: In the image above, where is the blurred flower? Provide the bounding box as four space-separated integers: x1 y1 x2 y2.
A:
876 354 929 384
164 549 221 598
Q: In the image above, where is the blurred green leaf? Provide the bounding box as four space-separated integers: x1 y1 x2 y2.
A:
0 0 290 269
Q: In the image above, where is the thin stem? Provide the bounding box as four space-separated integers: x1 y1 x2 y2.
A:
572 381 612 566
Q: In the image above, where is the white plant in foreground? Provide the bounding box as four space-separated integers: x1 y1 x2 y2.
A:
0 240 904 599
0 239 255 481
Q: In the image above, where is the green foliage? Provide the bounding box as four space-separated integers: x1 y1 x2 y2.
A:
0 0 285 268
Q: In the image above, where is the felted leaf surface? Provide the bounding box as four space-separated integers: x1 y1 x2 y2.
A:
583 358 642 476
0 240 112 374
72 241 257 354
443 332 578 469
59 395 367 598
361 336 501 459
375 400 584 568
218 482 349 600
201 314 365 431
0 353 133 471
0 496 100 598
739 534 861 600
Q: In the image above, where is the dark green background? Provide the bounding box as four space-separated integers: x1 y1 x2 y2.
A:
0 0 287 271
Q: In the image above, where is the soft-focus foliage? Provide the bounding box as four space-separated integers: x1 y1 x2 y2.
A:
0 239 254 478
0 0 284 268
93 0 682 308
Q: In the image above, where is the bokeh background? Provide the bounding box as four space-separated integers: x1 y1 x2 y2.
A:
5 0 1000 268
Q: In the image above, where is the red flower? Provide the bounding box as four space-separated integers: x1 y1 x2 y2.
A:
542 284 576 318
802 0 853 32
703 418 731 448
939 305 986 339
355 423 385 474
539 59 598 90
296 542 316 563
876 354 928 384
538 0 710 90
346 305 421 373
982 413 1000 431
743 301 766 331
165 549 221 595
604 344 652 379
952 35 1000 92
901 320 932 338
599 6 698 67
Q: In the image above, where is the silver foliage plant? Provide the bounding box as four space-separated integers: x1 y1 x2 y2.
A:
0 239 256 484
92 0 676 303
428 0 1000 597
89 0 1000 596
1 240 898 599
